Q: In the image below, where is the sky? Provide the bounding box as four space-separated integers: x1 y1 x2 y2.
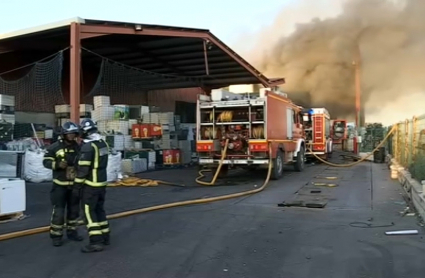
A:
0 0 290 53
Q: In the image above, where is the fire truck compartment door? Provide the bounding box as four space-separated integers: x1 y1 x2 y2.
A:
286 108 294 139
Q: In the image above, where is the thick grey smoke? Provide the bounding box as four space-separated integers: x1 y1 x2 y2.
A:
245 0 425 124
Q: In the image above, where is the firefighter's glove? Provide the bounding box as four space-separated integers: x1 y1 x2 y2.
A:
58 160 68 169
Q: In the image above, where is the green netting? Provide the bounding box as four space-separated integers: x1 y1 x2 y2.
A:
0 50 66 112
84 48 204 105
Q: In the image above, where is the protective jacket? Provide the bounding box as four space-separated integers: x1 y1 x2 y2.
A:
74 134 109 187
43 139 80 186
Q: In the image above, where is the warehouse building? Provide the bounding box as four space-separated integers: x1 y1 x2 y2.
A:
0 17 284 178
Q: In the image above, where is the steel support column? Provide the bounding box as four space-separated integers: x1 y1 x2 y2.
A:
203 40 210 75
70 22 81 123
354 45 362 129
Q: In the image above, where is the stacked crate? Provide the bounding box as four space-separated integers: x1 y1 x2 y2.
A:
91 96 114 123
0 94 15 125
0 95 15 142
92 96 133 151
158 112 179 149
178 140 192 165
54 104 93 126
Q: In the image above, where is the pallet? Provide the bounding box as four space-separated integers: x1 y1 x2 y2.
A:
0 212 25 224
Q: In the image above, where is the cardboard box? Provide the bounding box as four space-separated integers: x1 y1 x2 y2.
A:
131 124 141 138
150 124 162 137
163 149 181 164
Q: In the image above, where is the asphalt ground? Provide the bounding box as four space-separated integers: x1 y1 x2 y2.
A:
0 155 424 278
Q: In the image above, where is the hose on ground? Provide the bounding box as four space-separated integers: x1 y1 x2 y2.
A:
0 142 273 242
195 139 229 186
307 125 396 167
108 177 185 187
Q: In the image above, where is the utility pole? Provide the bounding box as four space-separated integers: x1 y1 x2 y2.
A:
354 43 362 129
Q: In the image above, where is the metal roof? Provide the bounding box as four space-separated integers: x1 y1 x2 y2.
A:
0 18 285 90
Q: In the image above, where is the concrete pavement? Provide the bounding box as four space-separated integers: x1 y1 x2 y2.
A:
0 158 424 278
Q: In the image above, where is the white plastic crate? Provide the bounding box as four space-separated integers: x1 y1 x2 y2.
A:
121 158 147 174
97 121 107 133
113 135 125 151
159 112 174 124
0 114 15 124
211 89 242 101
0 94 15 107
44 129 54 139
148 151 156 163
59 118 71 126
55 104 70 114
124 135 133 149
106 120 129 135
128 119 138 127
141 113 159 124
134 141 143 149
141 106 149 115
80 104 93 113
93 96 110 108
92 106 115 122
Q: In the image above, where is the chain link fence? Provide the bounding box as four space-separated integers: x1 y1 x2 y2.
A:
390 115 425 182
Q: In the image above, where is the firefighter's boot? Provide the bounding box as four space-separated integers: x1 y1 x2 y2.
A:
52 238 63 247
81 244 103 253
67 230 84 242
103 234 110 246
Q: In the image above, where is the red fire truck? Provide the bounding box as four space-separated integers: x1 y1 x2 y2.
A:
196 88 306 180
302 108 333 160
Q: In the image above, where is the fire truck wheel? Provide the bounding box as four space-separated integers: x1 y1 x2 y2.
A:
294 146 305 172
271 149 284 180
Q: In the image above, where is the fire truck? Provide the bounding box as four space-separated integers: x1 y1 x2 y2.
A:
196 88 306 180
331 119 348 144
302 108 333 160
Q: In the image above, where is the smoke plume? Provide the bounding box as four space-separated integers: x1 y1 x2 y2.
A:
245 0 425 125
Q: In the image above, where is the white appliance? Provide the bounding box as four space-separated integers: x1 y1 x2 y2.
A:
0 178 26 216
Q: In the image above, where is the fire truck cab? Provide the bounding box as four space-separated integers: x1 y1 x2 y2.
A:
302 108 333 160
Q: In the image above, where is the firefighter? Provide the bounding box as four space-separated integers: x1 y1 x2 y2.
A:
43 121 83 247
73 119 110 253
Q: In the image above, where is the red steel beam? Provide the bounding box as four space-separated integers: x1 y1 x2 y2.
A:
79 24 283 87
203 40 209 75
354 44 361 128
70 22 81 123
79 25 209 39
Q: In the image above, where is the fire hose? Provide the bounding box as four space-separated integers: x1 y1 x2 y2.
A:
0 140 274 242
307 125 396 167
195 139 230 186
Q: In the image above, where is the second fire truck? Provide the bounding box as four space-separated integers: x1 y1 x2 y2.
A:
302 108 333 160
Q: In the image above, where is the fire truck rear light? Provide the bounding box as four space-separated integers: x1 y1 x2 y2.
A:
249 143 268 152
197 143 212 152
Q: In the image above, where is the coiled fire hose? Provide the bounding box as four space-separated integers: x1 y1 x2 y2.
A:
307 125 396 167
217 111 233 122
252 126 264 139
0 142 274 242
